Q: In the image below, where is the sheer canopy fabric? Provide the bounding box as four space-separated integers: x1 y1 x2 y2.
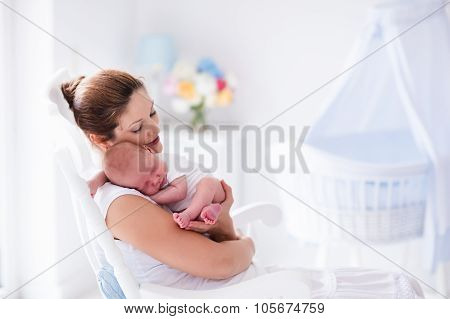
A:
305 0 450 269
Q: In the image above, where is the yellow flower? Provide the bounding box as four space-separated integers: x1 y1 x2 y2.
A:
215 87 233 106
177 81 196 100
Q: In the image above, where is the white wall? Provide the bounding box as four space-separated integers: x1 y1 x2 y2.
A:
133 0 375 206
134 0 372 126
53 0 138 74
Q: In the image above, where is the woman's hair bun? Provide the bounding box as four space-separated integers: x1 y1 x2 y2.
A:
60 75 85 110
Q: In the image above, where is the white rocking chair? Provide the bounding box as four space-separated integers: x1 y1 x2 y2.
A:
47 69 310 299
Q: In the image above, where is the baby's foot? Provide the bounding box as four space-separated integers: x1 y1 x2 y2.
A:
200 204 222 225
173 211 191 228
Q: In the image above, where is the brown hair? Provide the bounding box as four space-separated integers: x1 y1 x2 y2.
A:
60 69 144 142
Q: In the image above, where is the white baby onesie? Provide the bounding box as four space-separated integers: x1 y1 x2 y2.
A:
159 153 209 212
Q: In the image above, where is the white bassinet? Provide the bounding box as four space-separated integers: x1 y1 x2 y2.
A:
295 0 450 248
302 130 430 243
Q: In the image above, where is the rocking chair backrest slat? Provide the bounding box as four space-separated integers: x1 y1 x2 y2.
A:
48 69 140 298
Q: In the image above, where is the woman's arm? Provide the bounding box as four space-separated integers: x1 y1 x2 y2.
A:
106 194 255 280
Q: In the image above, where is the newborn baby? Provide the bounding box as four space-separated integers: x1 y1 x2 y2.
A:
104 142 225 228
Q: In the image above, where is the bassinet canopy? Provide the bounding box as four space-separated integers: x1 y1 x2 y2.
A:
304 0 450 270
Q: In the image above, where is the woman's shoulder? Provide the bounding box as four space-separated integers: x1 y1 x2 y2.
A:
94 182 156 219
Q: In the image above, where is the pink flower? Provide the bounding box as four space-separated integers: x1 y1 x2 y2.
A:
162 76 177 96
216 78 226 91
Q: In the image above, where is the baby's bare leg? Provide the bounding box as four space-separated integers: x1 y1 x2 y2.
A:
199 179 225 224
173 177 224 228
211 179 225 203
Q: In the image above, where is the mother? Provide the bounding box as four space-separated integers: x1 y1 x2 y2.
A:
61 69 423 297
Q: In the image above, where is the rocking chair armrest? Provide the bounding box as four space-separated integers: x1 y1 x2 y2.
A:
232 202 282 229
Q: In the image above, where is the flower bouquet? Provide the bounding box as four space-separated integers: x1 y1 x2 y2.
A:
163 58 236 128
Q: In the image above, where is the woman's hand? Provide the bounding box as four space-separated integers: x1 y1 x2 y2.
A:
88 171 108 197
186 180 238 242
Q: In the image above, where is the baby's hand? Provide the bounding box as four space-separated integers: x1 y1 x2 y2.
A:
149 175 187 204
88 171 108 197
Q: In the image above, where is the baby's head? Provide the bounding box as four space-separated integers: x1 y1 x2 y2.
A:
104 142 168 195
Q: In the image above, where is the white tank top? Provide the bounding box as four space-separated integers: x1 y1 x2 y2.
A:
94 182 266 290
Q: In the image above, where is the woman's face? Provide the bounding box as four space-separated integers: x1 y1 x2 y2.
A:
106 88 163 153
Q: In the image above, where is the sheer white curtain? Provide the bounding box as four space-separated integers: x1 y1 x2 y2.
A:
0 0 17 297
0 0 141 298
0 0 96 298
